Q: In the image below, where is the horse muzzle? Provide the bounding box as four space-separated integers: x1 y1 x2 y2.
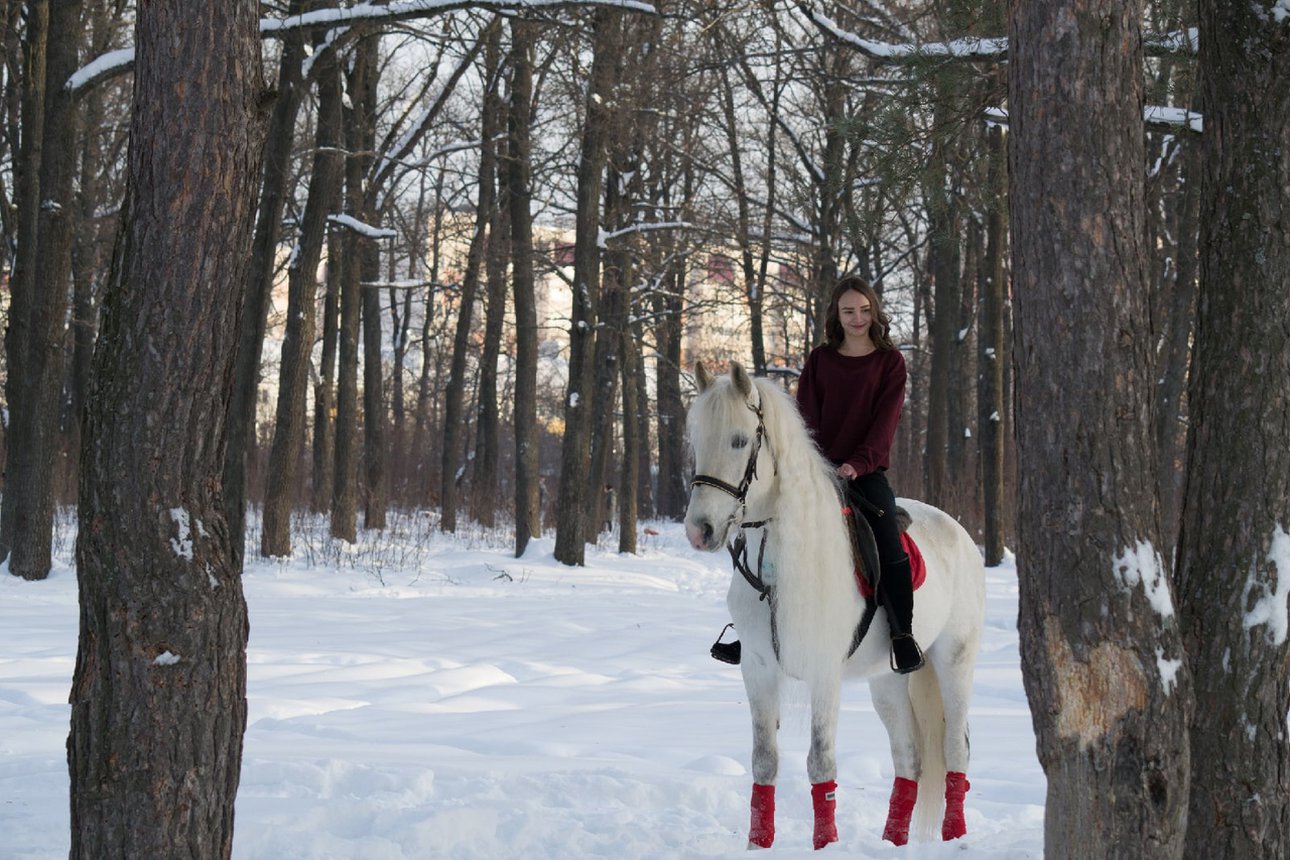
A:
685 516 725 552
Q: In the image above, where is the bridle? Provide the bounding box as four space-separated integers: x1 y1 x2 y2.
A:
689 396 777 526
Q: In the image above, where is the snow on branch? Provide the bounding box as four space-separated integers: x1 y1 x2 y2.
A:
796 3 1198 63
68 0 658 95
982 105 1202 134
596 221 695 249
262 0 657 36
796 4 1006 61
328 214 398 239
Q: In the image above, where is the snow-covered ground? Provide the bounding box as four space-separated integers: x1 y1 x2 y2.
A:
1 513 1043 858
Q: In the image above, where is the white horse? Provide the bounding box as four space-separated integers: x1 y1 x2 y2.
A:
684 361 985 850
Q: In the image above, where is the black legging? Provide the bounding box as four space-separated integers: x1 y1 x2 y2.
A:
844 470 907 567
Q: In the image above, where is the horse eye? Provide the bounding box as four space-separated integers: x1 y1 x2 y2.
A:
732 434 749 449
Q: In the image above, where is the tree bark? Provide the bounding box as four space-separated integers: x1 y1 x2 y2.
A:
1008 0 1191 854
261 48 343 557
507 18 540 557
68 0 263 853
1177 3 1290 855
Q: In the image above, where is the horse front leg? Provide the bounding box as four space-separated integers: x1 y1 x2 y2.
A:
742 662 780 849
807 676 842 850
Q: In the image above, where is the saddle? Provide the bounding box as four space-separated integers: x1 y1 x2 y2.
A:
842 497 925 601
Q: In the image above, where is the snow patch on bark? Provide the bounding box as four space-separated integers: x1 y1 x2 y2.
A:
1112 540 1174 619
169 508 194 562
1242 524 1290 646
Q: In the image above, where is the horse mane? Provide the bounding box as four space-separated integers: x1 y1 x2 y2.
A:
749 376 863 679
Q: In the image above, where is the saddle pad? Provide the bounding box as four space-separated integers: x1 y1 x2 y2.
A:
855 532 927 600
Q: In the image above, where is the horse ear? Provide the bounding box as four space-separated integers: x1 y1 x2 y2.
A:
695 361 713 392
730 361 753 398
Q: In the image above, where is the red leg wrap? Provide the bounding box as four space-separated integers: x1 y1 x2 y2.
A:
882 776 918 846
811 780 839 850
748 783 775 848
942 771 970 841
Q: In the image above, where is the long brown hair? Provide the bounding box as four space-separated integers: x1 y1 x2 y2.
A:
822 276 895 351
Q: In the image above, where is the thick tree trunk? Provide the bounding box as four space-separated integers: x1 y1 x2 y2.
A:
1009 0 1191 855
1177 4 1290 856
261 52 343 557
507 19 540 557
977 124 1007 568
67 1 263 854
554 10 619 565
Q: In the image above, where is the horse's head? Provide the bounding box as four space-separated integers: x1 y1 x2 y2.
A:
684 360 777 552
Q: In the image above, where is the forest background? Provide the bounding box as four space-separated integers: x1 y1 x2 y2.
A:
0 0 1287 857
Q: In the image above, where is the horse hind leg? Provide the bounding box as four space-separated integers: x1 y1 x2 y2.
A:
929 640 977 841
743 665 780 848
868 673 921 845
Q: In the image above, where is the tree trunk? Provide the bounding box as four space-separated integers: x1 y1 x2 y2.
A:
1177 4 1290 855
587 161 636 544
1 0 66 582
224 0 309 542
472 172 509 528
261 49 343 557
68 0 263 853
311 226 341 514
331 34 377 543
652 260 687 520
1 0 78 580
507 18 540 557
1009 0 1191 855
977 124 1007 568
554 10 620 565
441 21 501 533
360 235 387 531
617 322 641 554
922 103 961 510
1155 140 1199 551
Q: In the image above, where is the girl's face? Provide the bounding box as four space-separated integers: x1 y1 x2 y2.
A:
836 290 873 340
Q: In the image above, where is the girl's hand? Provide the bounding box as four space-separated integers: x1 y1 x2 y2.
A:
837 463 858 480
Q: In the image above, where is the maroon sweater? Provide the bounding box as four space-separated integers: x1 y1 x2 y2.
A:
795 345 906 476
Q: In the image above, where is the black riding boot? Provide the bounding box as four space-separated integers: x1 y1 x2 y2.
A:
711 623 741 665
880 556 924 674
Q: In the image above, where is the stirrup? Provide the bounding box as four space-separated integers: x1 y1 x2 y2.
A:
711 623 741 665
890 634 924 674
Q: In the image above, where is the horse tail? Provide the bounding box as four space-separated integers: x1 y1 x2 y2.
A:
909 663 947 843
